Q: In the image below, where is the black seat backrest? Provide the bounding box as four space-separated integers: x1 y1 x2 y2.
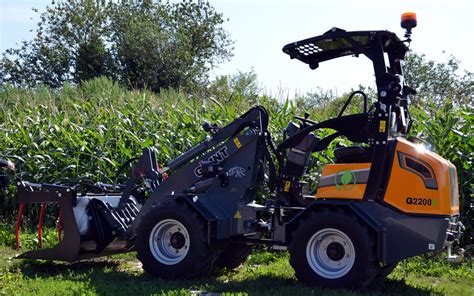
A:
334 146 372 163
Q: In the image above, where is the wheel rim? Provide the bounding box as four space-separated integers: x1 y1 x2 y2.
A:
306 228 355 279
149 219 190 265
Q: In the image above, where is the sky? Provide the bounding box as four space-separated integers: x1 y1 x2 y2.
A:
1 0 473 98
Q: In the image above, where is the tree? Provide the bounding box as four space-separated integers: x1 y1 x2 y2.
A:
0 0 233 91
208 70 260 99
0 1 111 88
403 52 474 107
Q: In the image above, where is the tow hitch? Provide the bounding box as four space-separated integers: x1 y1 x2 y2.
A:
446 219 465 263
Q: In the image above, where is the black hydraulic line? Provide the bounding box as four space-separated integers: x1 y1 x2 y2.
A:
264 132 278 192
167 140 211 170
312 131 342 152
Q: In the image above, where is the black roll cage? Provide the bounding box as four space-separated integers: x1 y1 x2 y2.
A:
281 27 416 201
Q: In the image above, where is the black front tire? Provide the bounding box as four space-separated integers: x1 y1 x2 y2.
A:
215 243 252 269
135 203 215 279
288 208 380 289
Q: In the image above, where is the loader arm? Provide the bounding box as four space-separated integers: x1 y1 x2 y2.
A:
129 106 271 237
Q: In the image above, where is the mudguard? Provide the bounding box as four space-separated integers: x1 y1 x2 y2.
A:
286 199 451 263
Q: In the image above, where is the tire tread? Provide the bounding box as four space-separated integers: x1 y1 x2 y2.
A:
135 204 215 279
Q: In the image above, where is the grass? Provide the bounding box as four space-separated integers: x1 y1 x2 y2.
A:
0 242 472 296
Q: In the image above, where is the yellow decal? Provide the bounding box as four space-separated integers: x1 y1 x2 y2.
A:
233 138 242 149
379 120 386 133
234 210 242 219
284 181 291 192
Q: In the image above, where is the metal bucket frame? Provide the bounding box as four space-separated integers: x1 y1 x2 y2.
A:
16 182 81 261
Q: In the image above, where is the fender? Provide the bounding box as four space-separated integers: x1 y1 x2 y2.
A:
286 199 451 264
285 199 385 262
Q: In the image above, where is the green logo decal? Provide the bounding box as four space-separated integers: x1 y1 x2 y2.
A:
335 170 356 191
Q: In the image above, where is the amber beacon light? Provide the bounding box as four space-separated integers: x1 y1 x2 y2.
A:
401 12 417 41
401 12 417 29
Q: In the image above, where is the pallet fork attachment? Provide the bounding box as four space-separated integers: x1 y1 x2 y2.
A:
14 148 162 261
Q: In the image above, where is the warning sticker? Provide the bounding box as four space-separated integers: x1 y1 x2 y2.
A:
233 138 242 149
379 120 386 133
284 181 291 192
234 210 242 219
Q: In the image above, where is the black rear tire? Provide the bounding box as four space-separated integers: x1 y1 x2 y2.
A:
135 203 215 279
215 243 252 269
288 208 380 289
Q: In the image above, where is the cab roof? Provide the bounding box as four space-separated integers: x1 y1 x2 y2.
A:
282 28 408 70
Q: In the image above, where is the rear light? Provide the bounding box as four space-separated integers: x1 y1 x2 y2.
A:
448 166 459 208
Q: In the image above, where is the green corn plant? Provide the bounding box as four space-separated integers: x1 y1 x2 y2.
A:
410 100 473 246
1 77 471 249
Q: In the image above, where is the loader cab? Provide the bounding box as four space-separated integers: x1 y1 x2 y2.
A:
282 27 413 125
279 26 417 204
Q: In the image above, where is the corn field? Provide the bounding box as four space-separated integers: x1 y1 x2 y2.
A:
0 78 296 219
0 77 472 246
